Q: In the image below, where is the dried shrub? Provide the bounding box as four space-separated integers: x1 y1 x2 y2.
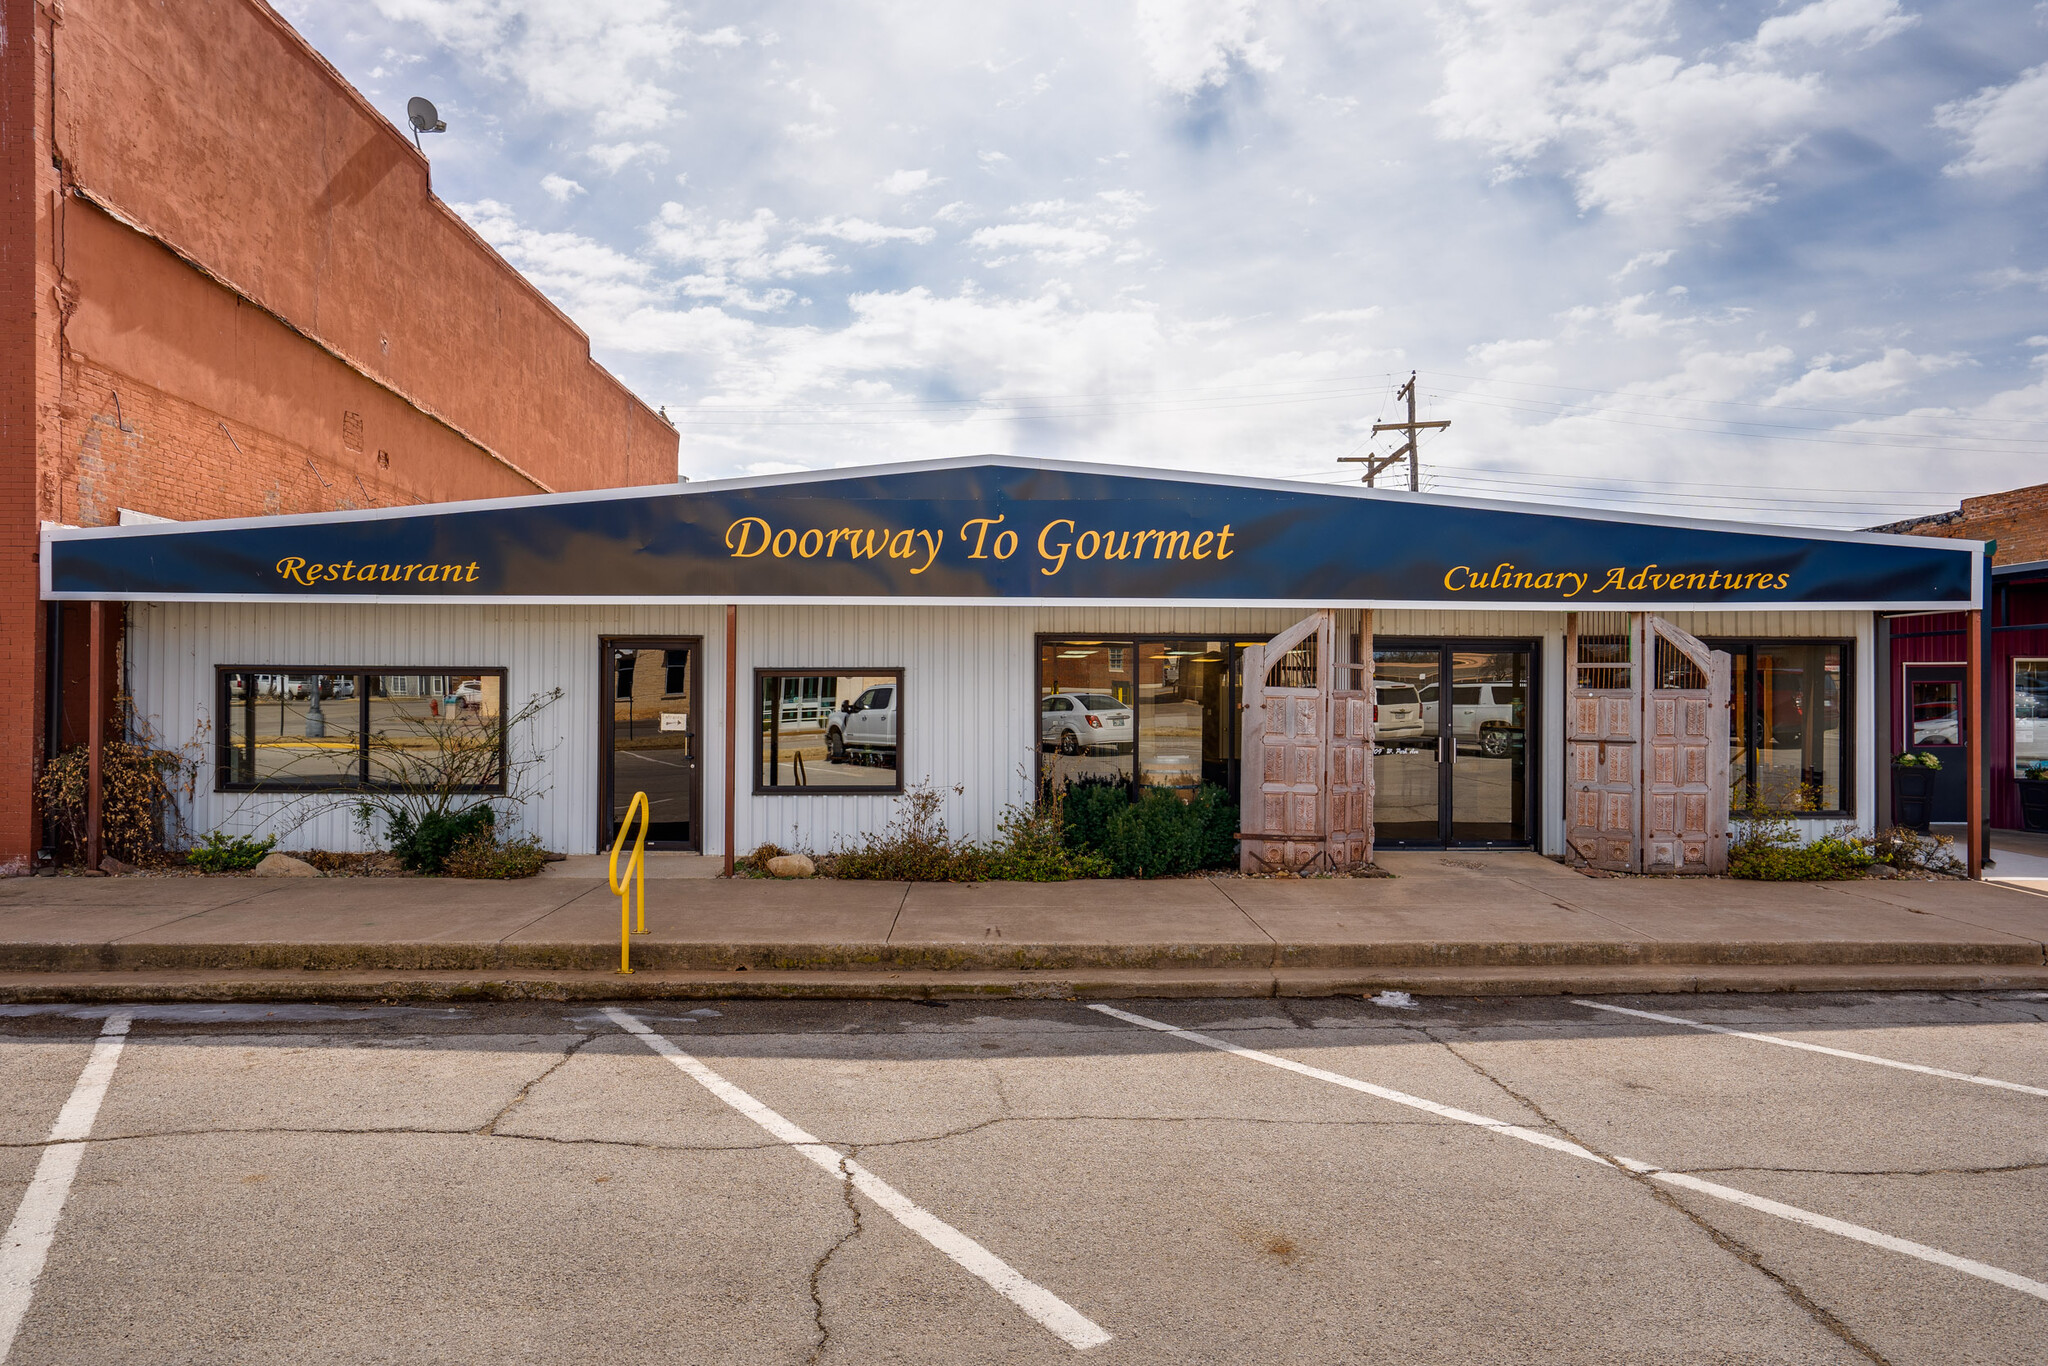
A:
442 830 549 880
35 739 192 867
832 782 982 881
1730 784 1871 881
738 843 787 877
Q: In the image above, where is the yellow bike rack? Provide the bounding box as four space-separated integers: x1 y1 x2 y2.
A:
609 790 651 974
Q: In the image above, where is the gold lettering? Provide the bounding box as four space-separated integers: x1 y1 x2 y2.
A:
910 529 941 574
1512 572 1535 588
1159 530 1190 559
1192 531 1214 559
1774 573 1790 590
771 528 797 557
828 529 851 557
1444 565 1471 591
465 563 478 582
405 564 420 581
1561 572 1587 598
993 529 1017 559
960 515 1004 558
855 529 889 559
441 565 464 583
1076 530 1101 559
1038 519 1074 576
416 565 439 582
888 529 915 559
276 557 309 585
1215 524 1234 559
798 528 823 558
726 517 771 557
1598 568 1625 593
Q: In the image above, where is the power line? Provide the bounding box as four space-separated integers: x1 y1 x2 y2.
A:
1420 369 2048 428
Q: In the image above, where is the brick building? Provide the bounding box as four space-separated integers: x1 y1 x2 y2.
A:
1873 483 2048 833
1 0 678 872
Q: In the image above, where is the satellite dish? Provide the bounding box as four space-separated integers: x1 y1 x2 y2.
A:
406 96 447 151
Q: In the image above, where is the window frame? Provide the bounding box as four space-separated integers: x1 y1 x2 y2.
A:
214 666 509 795
1706 637 1855 818
752 666 905 796
2015 657 2048 779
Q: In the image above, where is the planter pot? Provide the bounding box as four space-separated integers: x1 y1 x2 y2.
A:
1892 766 1938 833
2021 779 2048 834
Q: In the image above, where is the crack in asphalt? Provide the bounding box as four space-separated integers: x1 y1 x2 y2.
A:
480 1032 597 1135
1425 1030 1898 1366
806 1145 865 1366
1681 1160 2048 1179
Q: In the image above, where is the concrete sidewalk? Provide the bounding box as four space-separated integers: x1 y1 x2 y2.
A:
3 851 2045 1000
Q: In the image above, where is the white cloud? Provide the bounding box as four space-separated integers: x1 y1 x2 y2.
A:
1134 0 1280 94
1612 249 1676 280
370 0 718 133
1766 348 1969 404
1425 0 1924 223
970 222 1114 264
644 205 837 311
1989 266 2048 290
540 173 586 202
1752 0 1918 52
590 141 666 172
1304 308 1382 323
1936 64 2048 178
879 168 941 195
932 201 979 224
809 217 938 245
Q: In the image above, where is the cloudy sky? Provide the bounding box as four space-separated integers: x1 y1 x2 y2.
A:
285 0 2048 527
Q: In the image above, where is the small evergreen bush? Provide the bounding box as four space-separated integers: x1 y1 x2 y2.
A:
186 831 277 873
387 804 496 874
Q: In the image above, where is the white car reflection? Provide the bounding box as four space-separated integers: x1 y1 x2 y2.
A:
1040 692 1133 755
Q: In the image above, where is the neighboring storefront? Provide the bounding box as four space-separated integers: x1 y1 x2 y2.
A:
41 457 1983 869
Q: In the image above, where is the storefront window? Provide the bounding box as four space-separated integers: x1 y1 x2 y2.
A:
364 674 503 789
217 668 504 792
2017 659 2048 778
1136 641 1230 797
1039 641 1135 793
756 670 900 792
1716 642 1849 812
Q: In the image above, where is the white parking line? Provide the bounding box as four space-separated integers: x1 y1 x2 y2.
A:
1088 1003 2048 1305
0 1012 135 1363
1574 1000 2048 1098
602 1008 1110 1351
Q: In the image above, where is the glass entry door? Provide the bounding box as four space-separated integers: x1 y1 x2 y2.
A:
602 638 700 850
1372 640 1535 847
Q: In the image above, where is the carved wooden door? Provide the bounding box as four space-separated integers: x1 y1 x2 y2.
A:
1326 610 1374 871
1643 617 1731 874
1240 612 1331 873
1565 613 1642 872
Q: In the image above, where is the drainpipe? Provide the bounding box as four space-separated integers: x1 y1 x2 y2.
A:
86 601 105 871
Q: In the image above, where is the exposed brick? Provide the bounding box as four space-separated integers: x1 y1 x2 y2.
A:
1874 481 2048 567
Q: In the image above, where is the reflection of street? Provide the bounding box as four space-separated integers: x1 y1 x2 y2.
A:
614 749 695 821
1372 744 1521 840
1138 697 1202 792
1043 752 1130 791
761 733 896 788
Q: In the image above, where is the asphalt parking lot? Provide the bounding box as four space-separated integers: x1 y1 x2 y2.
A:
3 992 2044 1365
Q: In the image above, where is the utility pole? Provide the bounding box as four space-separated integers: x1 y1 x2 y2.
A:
1340 372 1449 490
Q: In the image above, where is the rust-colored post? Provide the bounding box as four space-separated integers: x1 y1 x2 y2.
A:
723 604 737 877
1967 607 1983 880
86 601 105 870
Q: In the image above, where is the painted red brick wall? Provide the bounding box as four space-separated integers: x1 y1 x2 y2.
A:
1879 482 2048 567
2 0 678 871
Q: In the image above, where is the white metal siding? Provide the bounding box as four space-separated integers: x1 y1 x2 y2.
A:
124 600 1879 858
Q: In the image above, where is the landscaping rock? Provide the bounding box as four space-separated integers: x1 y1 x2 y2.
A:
253 852 321 878
766 853 816 879
97 856 139 875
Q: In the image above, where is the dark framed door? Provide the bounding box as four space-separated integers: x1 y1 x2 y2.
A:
1373 639 1539 848
600 637 702 851
1902 662 1968 823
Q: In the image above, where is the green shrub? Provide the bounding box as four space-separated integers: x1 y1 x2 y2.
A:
1058 778 1131 861
387 804 495 874
442 830 548 879
186 831 277 873
1730 785 1870 880
981 795 1114 881
1062 783 1240 878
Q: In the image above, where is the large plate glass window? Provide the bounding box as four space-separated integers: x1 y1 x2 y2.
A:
1714 641 1850 814
756 670 901 793
217 668 505 792
1038 641 1135 793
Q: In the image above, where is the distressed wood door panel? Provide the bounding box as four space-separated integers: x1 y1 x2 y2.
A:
1643 617 1731 875
1565 613 1642 872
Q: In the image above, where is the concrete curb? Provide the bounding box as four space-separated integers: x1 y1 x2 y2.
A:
2 938 2040 974
3 963 2045 1003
